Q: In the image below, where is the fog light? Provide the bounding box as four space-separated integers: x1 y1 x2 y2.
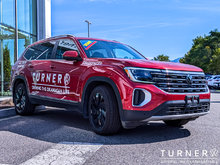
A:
132 88 151 107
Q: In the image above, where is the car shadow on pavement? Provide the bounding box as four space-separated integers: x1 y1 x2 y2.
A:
0 109 191 145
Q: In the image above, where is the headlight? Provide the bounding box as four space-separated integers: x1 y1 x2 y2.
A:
124 67 160 84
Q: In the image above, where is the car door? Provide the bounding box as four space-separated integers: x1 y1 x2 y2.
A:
25 41 56 97
48 38 86 102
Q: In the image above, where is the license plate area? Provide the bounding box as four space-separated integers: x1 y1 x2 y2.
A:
185 95 200 107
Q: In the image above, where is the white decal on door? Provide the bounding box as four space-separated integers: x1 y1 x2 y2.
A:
64 73 70 86
31 72 71 95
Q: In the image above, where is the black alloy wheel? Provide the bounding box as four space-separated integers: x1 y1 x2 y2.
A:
90 92 106 129
14 85 26 113
88 85 121 135
13 83 35 115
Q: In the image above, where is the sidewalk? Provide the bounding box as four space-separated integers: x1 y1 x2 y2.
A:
0 97 13 110
0 97 12 102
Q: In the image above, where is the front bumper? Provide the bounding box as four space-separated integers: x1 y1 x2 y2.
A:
121 99 210 128
144 111 209 122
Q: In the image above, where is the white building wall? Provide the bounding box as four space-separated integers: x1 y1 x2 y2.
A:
37 0 51 40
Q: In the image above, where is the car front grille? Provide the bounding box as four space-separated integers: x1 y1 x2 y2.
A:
151 71 208 93
166 102 210 115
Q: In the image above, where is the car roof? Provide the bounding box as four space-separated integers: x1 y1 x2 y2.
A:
75 37 120 43
28 35 121 48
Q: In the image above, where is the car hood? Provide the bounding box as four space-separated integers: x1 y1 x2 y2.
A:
104 59 203 72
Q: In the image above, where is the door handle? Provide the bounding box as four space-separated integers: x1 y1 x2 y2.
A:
50 65 56 69
28 64 33 68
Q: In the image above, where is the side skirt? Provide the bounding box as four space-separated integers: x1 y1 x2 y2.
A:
29 95 82 113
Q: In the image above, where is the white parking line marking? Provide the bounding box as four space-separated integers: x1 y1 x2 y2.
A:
21 142 103 165
0 116 20 122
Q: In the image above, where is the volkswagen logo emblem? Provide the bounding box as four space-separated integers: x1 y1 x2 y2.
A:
186 74 193 85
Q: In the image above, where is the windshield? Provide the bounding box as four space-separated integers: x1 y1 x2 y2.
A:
78 39 145 59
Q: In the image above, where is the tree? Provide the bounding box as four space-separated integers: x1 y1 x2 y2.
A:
180 29 220 74
154 54 170 62
3 45 11 90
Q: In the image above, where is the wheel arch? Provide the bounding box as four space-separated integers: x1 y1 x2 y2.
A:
81 76 123 119
12 76 30 99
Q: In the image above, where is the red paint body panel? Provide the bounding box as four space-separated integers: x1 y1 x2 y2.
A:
11 36 210 115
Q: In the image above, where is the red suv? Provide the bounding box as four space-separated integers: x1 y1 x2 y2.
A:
11 35 210 134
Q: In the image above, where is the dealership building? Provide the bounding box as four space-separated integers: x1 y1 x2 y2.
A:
0 0 51 94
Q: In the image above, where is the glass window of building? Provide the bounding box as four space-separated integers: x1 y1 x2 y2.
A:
0 0 38 96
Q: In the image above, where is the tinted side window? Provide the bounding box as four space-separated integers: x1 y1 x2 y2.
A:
36 42 56 60
55 39 78 59
24 41 55 60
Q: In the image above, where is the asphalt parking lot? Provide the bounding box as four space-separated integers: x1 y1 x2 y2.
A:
0 94 219 165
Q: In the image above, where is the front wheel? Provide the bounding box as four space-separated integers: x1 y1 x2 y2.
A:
13 83 35 115
163 119 190 127
88 85 121 135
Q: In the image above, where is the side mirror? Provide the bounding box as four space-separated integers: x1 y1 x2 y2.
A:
63 51 82 61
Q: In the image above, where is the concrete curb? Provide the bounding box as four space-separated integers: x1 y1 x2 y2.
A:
0 108 16 119
0 97 12 102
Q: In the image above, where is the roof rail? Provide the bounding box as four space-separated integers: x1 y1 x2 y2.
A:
46 34 75 40
37 34 75 43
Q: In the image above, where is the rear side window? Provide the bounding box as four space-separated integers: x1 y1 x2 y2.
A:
24 41 56 60
55 39 78 59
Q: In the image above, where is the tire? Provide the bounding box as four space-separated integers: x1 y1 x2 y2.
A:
13 83 35 115
88 85 121 135
163 119 190 127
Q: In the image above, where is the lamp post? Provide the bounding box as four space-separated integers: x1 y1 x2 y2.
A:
85 20 91 38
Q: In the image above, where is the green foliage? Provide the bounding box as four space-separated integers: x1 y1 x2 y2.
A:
1 45 12 91
154 54 170 62
180 29 220 74
3 45 11 82
24 37 30 48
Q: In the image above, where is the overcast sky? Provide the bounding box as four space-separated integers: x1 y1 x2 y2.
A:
51 0 220 60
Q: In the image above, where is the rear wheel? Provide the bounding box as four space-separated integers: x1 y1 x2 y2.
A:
13 83 35 115
88 85 121 135
163 119 190 127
